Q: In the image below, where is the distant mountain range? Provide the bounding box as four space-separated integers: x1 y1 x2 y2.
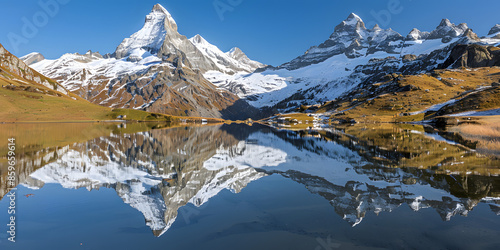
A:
17 4 500 119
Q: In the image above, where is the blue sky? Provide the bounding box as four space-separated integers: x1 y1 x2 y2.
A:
0 0 499 66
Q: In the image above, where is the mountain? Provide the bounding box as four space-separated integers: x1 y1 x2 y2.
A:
0 43 177 122
205 14 499 115
488 24 500 36
20 7 500 119
27 4 264 119
19 52 45 66
189 34 265 74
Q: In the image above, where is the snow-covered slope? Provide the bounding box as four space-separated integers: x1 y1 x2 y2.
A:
189 34 265 74
114 4 172 60
23 126 268 236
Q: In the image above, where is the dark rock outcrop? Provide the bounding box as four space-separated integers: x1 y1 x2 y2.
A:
441 44 500 68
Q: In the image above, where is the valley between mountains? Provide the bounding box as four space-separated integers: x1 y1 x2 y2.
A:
1 4 500 124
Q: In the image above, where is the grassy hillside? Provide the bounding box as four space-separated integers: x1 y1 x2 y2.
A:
285 67 500 123
0 76 179 122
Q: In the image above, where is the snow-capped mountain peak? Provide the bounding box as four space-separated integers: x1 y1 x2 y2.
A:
191 34 209 46
372 24 382 31
489 24 500 35
407 28 430 41
189 34 265 74
228 47 243 57
152 3 177 31
428 19 469 39
333 13 366 35
114 4 174 59
20 52 45 65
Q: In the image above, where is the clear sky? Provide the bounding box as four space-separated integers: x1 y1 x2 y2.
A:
1 0 499 66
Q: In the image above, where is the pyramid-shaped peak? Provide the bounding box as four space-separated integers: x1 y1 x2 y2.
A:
152 4 169 13
488 24 500 35
228 47 246 59
114 4 181 59
190 34 209 45
229 47 242 54
149 3 177 31
438 19 453 27
345 13 364 25
334 13 366 34
428 18 468 40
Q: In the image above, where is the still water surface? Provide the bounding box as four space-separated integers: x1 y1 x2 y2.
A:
0 123 499 249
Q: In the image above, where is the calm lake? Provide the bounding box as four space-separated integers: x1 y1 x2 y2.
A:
0 122 499 249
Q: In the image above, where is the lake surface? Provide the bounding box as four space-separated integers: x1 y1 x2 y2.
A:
0 122 499 249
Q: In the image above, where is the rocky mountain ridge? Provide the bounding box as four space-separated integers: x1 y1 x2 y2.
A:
26 4 264 119
20 4 500 119
205 14 499 115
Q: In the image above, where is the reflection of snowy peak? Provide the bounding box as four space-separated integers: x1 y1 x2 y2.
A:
203 141 287 170
15 125 500 234
236 129 499 226
24 126 267 236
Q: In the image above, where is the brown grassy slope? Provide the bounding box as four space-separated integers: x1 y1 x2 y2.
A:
0 76 179 122
311 67 500 123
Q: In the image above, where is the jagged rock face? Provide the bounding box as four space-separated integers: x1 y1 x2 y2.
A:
427 19 469 40
114 4 219 73
406 28 430 41
488 24 500 35
189 34 265 74
31 51 242 117
280 13 404 70
20 52 45 65
441 44 500 68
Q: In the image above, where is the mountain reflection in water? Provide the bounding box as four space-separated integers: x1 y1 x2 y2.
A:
0 122 499 247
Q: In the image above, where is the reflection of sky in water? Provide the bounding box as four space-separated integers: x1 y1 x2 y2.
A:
0 124 499 249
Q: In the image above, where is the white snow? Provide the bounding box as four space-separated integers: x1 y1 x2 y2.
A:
449 108 500 117
114 5 170 59
189 35 263 74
